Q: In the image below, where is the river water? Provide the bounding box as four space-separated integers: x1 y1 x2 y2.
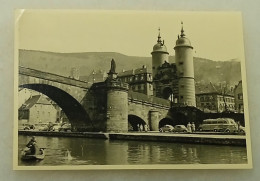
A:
18 135 247 166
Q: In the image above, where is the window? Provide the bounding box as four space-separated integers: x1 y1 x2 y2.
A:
180 96 183 99
200 97 204 101
238 93 243 100
205 96 209 101
179 62 183 65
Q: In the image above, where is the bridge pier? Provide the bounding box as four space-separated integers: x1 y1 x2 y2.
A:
149 110 160 131
106 85 128 132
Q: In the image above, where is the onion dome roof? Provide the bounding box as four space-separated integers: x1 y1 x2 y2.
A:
151 28 169 54
174 22 193 49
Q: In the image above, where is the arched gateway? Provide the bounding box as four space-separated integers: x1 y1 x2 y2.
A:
20 84 92 130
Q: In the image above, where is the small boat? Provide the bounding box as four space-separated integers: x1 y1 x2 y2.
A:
21 147 45 161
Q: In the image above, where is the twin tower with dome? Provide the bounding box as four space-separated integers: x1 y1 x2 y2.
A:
151 23 196 107
81 23 196 132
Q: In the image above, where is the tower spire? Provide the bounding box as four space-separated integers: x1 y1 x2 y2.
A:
180 21 185 37
157 27 162 44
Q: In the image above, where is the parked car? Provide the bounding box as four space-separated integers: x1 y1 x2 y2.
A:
198 118 238 133
52 123 62 132
35 123 49 131
58 123 71 132
238 126 246 133
159 125 174 132
18 124 30 130
172 125 188 133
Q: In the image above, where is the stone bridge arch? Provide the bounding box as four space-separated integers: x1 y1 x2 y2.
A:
128 114 146 131
159 117 174 128
20 84 92 130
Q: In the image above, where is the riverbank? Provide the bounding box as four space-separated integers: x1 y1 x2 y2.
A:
18 130 246 146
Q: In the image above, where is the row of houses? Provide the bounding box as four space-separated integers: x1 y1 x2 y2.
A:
196 80 243 113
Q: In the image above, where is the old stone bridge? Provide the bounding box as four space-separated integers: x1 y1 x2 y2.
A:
19 66 171 132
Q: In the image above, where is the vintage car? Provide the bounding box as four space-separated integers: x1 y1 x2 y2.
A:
18 124 35 130
198 118 238 133
58 123 71 132
159 125 174 132
172 125 188 133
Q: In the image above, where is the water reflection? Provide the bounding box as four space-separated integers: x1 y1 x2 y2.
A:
18 135 247 166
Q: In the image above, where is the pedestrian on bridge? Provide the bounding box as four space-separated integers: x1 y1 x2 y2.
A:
137 124 140 132
140 124 143 132
191 122 196 133
144 124 148 132
187 122 192 133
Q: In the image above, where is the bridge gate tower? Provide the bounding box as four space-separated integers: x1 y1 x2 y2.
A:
174 23 196 106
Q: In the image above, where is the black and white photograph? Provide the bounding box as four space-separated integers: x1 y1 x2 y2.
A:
14 10 252 169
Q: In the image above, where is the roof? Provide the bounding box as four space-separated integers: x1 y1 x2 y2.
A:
152 43 168 53
19 95 52 110
151 33 169 54
118 66 151 77
196 82 234 96
195 82 218 94
175 37 192 48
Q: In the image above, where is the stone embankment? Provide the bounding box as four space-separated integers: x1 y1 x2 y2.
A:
18 131 246 146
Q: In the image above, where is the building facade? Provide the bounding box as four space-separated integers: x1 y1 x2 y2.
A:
18 95 59 124
118 65 153 96
196 92 235 113
234 80 244 113
195 83 235 113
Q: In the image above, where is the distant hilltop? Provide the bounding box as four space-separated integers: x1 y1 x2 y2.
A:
19 49 242 86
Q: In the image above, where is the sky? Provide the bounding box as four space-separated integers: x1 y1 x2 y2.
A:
17 10 245 61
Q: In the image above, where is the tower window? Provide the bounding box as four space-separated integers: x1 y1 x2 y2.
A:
179 62 183 65
152 66 155 69
180 96 184 99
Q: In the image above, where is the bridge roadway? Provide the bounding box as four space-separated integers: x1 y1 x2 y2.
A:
18 130 246 146
19 66 90 89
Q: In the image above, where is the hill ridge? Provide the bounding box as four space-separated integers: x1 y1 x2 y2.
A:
19 49 242 86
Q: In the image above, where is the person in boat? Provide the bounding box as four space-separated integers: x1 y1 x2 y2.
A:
26 136 36 148
25 136 37 155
